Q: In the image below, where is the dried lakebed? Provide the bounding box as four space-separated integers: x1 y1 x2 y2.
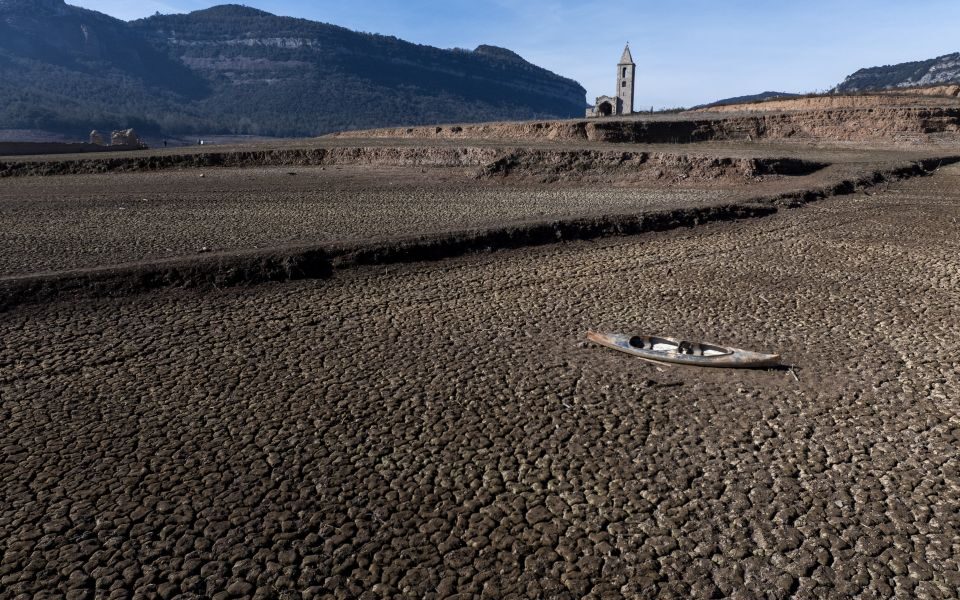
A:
0 165 734 277
1 148 954 311
2 163 959 598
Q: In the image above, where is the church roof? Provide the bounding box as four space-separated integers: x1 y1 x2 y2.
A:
619 44 634 65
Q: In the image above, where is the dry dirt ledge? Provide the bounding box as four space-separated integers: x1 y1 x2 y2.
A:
3 102 959 177
1 156 954 311
338 107 960 146
698 91 960 113
0 146 826 180
474 152 826 183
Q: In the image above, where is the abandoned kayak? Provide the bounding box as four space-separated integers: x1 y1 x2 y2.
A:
586 331 781 368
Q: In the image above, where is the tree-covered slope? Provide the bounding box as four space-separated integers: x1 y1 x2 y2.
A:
834 53 960 93
0 0 209 134
0 1 587 137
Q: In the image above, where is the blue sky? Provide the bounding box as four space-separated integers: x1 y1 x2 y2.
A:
72 0 960 108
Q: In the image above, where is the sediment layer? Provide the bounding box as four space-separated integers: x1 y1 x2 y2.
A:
3 106 959 180
699 92 960 113
338 107 960 145
0 146 500 178
0 146 828 181
474 152 826 183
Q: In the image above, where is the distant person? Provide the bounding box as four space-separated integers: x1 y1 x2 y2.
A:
163 140 167 148
198 138 202 146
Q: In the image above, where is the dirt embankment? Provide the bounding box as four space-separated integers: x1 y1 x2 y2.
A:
337 108 960 146
475 151 827 183
697 93 960 113
887 84 960 97
0 146 503 178
0 145 824 183
0 141 142 156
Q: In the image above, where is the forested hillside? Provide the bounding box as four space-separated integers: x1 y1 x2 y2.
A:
834 53 960 92
0 1 587 137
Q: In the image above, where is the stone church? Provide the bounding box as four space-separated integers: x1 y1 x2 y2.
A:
586 44 635 118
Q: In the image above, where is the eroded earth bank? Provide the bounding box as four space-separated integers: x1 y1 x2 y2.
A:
2 162 959 597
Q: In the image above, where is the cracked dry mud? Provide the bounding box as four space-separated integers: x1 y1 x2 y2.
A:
0 145 945 278
0 165 731 277
2 164 960 599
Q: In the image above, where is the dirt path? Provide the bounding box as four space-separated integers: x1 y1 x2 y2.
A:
1 164 958 598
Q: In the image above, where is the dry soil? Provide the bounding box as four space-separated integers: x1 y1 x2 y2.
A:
2 163 959 598
0 144 944 279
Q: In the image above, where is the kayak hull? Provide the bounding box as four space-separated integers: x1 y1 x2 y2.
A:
587 331 781 368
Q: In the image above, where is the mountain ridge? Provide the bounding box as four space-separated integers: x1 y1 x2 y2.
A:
185 4 275 18
834 53 960 93
692 91 800 110
0 2 586 137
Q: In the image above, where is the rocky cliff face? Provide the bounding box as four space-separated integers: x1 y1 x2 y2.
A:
835 53 960 93
0 2 586 137
337 107 960 147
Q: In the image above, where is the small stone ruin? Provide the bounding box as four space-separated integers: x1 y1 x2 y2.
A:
89 130 106 146
110 128 142 147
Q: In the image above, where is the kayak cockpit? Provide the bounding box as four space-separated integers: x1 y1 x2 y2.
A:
627 335 733 357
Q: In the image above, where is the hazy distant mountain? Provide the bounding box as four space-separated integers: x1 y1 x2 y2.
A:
693 91 800 110
0 1 586 137
834 53 960 93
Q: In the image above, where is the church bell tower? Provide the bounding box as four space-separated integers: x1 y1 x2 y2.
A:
617 44 635 115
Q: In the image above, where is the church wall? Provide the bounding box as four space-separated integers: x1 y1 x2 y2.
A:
588 45 635 118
